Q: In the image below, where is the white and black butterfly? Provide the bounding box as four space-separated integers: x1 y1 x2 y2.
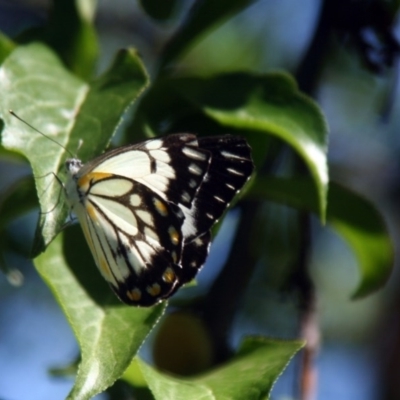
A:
62 134 254 306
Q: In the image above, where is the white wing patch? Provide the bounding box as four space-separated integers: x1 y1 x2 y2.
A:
149 149 171 163
144 138 163 150
136 174 169 195
91 196 139 236
90 178 133 197
182 146 207 161
93 150 152 178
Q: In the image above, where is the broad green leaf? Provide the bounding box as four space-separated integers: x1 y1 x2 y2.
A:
0 43 149 254
35 225 166 400
249 177 393 297
133 337 303 400
160 0 258 67
0 43 85 253
133 73 328 219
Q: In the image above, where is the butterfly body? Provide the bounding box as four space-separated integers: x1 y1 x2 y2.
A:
64 134 254 306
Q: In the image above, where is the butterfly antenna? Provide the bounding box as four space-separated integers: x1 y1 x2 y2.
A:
9 110 74 157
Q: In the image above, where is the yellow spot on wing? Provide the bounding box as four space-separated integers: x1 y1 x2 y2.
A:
78 172 113 190
168 226 180 245
147 283 161 297
99 258 113 281
153 198 168 216
86 202 98 221
162 267 176 283
127 288 142 302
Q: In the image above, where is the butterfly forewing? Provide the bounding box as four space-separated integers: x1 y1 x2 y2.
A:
65 134 254 306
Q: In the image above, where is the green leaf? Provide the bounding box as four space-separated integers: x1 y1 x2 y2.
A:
0 31 15 65
134 73 328 219
0 43 86 252
123 357 148 387
0 43 149 255
35 225 166 400
249 177 393 298
132 337 303 400
160 0 258 67
39 0 98 79
327 183 393 298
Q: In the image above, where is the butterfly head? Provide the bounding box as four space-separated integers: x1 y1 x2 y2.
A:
66 158 83 176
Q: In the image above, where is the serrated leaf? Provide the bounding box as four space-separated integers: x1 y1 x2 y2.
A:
249 177 393 297
35 225 166 400
0 43 149 255
160 0 258 67
133 337 303 400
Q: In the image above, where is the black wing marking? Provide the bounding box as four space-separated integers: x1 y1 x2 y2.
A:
177 135 254 285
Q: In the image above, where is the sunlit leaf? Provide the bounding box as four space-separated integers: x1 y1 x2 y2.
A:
0 43 149 254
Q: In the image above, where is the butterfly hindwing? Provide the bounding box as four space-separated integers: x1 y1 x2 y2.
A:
180 136 254 239
73 173 187 305
176 136 254 285
65 134 254 306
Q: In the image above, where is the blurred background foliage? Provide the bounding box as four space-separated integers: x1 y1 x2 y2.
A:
0 0 399 399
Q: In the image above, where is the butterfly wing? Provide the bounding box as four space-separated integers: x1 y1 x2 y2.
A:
177 135 255 285
66 134 254 306
73 175 185 306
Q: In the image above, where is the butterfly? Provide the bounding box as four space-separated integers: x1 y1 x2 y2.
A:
62 133 254 306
